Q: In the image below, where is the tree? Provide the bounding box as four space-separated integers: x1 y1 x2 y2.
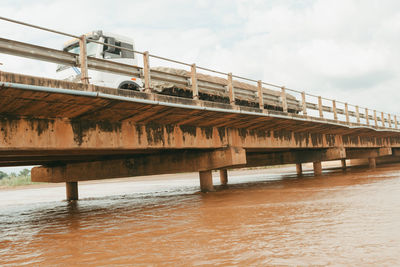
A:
19 169 31 177
0 171 7 180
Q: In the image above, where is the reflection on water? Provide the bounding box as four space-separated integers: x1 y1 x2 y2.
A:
1 164 400 265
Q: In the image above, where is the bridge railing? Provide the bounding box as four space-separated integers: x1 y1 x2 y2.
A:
0 16 399 131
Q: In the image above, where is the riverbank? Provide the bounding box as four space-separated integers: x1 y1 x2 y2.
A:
0 170 41 189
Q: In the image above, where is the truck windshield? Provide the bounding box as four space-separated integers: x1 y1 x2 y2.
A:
65 41 99 57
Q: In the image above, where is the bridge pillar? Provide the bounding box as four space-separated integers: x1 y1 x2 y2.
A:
66 182 78 201
368 157 376 169
341 159 347 170
296 163 302 176
199 170 214 192
219 169 228 186
313 161 322 176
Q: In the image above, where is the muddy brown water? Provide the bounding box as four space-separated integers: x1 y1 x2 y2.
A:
1 164 400 266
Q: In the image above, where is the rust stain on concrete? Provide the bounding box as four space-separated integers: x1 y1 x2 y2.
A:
145 123 165 145
325 134 336 147
310 133 323 146
71 119 121 146
294 132 310 146
179 125 196 142
273 130 292 142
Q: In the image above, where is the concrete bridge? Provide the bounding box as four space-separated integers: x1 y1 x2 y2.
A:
1 17 400 200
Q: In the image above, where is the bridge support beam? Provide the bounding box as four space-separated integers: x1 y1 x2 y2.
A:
66 181 78 201
219 169 228 186
392 148 400 156
313 161 322 176
246 148 346 167
369 157 376 169
341 159 347 170
346 147 392 159
32 147 246 183
199 170 214 192
376 155 400 164
296 163 302 176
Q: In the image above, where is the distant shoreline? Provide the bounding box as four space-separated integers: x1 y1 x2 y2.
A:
0 165 299 191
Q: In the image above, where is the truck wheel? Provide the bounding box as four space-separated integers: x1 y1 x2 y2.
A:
118 81 140 91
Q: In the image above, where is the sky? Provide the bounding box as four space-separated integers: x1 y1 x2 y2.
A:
1 0 400 173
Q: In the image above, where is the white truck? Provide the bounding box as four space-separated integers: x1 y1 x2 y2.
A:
56 30 142 90
56 31 301 113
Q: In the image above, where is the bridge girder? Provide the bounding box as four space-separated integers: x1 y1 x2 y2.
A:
32 147 247 183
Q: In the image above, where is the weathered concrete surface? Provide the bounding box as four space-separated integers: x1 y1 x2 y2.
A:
313 161 322 176
66 182 78 201
2 72 400 184
341 159 347 170
219 169 228 186
246 148 346 167
369 158 377 169
351 156 400 166
3 116 399 153
199 170 214 192
2 116 400 168
346 147 392 159
296 163 302 176
32 147 246 182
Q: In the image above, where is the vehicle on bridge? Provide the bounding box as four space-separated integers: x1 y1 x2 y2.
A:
56 30 301 113
56 30 141 90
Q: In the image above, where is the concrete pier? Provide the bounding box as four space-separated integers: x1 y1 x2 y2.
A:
341 159 347 170
199 170 214 192
296 163 302 176
219 169 228 186
369 157 376 169
66 182 78 201
313 161 322 176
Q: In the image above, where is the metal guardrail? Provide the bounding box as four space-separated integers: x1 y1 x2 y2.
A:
0 16 399 131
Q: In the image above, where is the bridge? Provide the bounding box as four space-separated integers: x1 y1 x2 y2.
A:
1 17 400 200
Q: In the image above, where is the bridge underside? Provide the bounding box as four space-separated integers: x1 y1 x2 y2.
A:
2 72 400 197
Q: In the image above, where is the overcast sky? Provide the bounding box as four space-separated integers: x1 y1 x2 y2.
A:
1 0 400 172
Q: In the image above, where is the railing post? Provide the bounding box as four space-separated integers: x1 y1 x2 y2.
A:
345 103 349 124
143 51 151 93
257 80 264 110
355 105 360 124
301 91 307 116
365 108 369 126
332 100 337 121
318 96 323 118
395 115 398 129
281 87 288 113
381 112 385 127
388 114 392 128
79 35 89 85
191 63 199 100
374 110 378 127
227 72 235 105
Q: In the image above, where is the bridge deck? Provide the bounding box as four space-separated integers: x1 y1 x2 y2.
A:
1 72 400 193
1 71 395 135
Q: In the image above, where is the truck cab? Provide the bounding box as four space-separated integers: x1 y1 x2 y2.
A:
56 30 142 90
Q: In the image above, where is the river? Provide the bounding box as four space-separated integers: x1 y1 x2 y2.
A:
1 163 400 266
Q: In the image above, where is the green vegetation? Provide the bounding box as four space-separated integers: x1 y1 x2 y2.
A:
0 169 42 187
